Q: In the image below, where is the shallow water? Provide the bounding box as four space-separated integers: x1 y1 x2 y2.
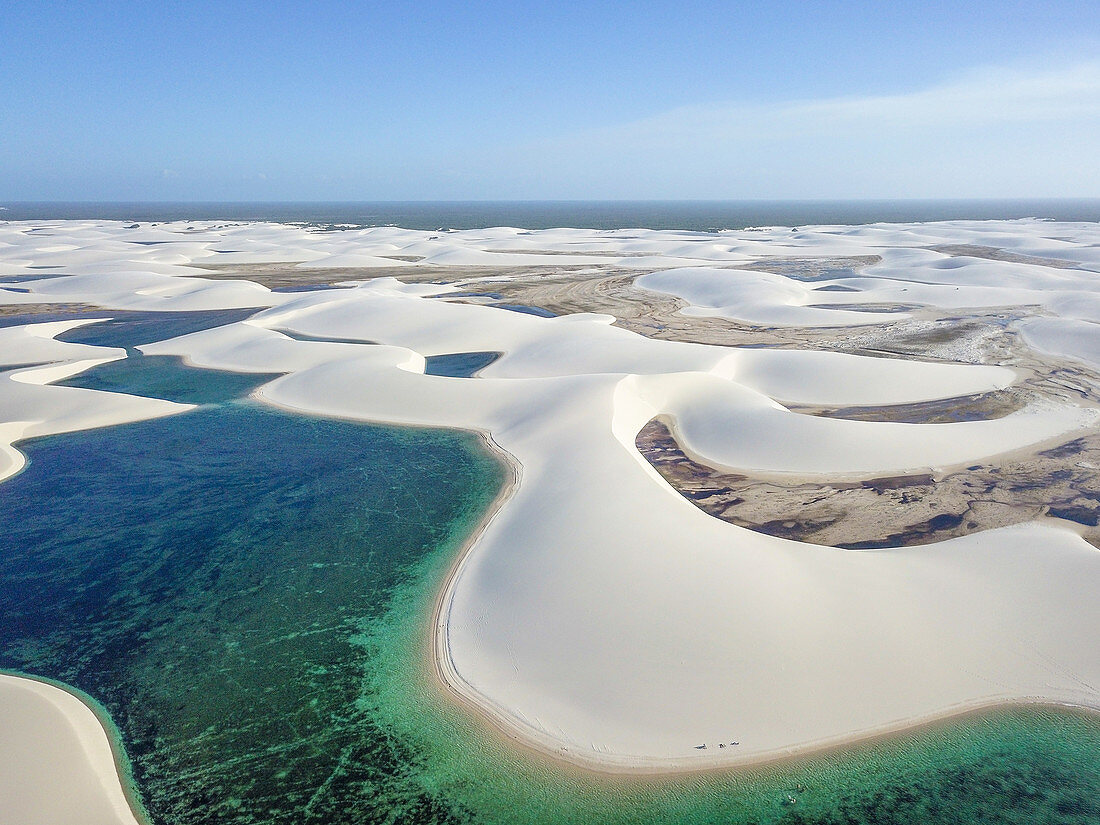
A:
272 328 378 345
57 354 280 404
494 303 556 318
0 357 1097 823
423 351 499 378
55 309 260 352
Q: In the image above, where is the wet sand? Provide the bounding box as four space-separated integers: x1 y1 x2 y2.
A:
637 417 1100 549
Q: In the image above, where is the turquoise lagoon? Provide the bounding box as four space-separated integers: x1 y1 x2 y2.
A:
0 342 1097 824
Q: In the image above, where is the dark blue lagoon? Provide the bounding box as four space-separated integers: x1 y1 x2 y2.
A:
0 396 505 824
423 351 500 378
55 309 261 352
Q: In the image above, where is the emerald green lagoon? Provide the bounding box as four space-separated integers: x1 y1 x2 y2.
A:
0 342 1097 824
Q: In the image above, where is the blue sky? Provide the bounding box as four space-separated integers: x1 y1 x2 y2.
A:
3 1 1099 200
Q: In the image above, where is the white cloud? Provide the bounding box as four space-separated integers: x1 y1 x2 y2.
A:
584 61 1100 145
488 61 1100 198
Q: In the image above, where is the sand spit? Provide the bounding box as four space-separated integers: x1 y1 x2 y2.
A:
0 673 143 825
1 218 1099 805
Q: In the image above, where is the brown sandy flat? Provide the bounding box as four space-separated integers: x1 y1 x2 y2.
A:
637 418 1100 549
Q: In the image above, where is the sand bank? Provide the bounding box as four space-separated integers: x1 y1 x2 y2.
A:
0 673 143 825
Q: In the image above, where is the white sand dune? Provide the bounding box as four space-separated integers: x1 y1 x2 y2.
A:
1 218 1099 818
1 270 279 311
0 319 122 367
1017 316 1100 369
258 357 1099 766
0 674 141 825
620 372 1095 477
712 347 1015 406
636 267 909 326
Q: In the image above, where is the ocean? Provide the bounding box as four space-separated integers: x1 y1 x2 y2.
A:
2 199 1100 229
